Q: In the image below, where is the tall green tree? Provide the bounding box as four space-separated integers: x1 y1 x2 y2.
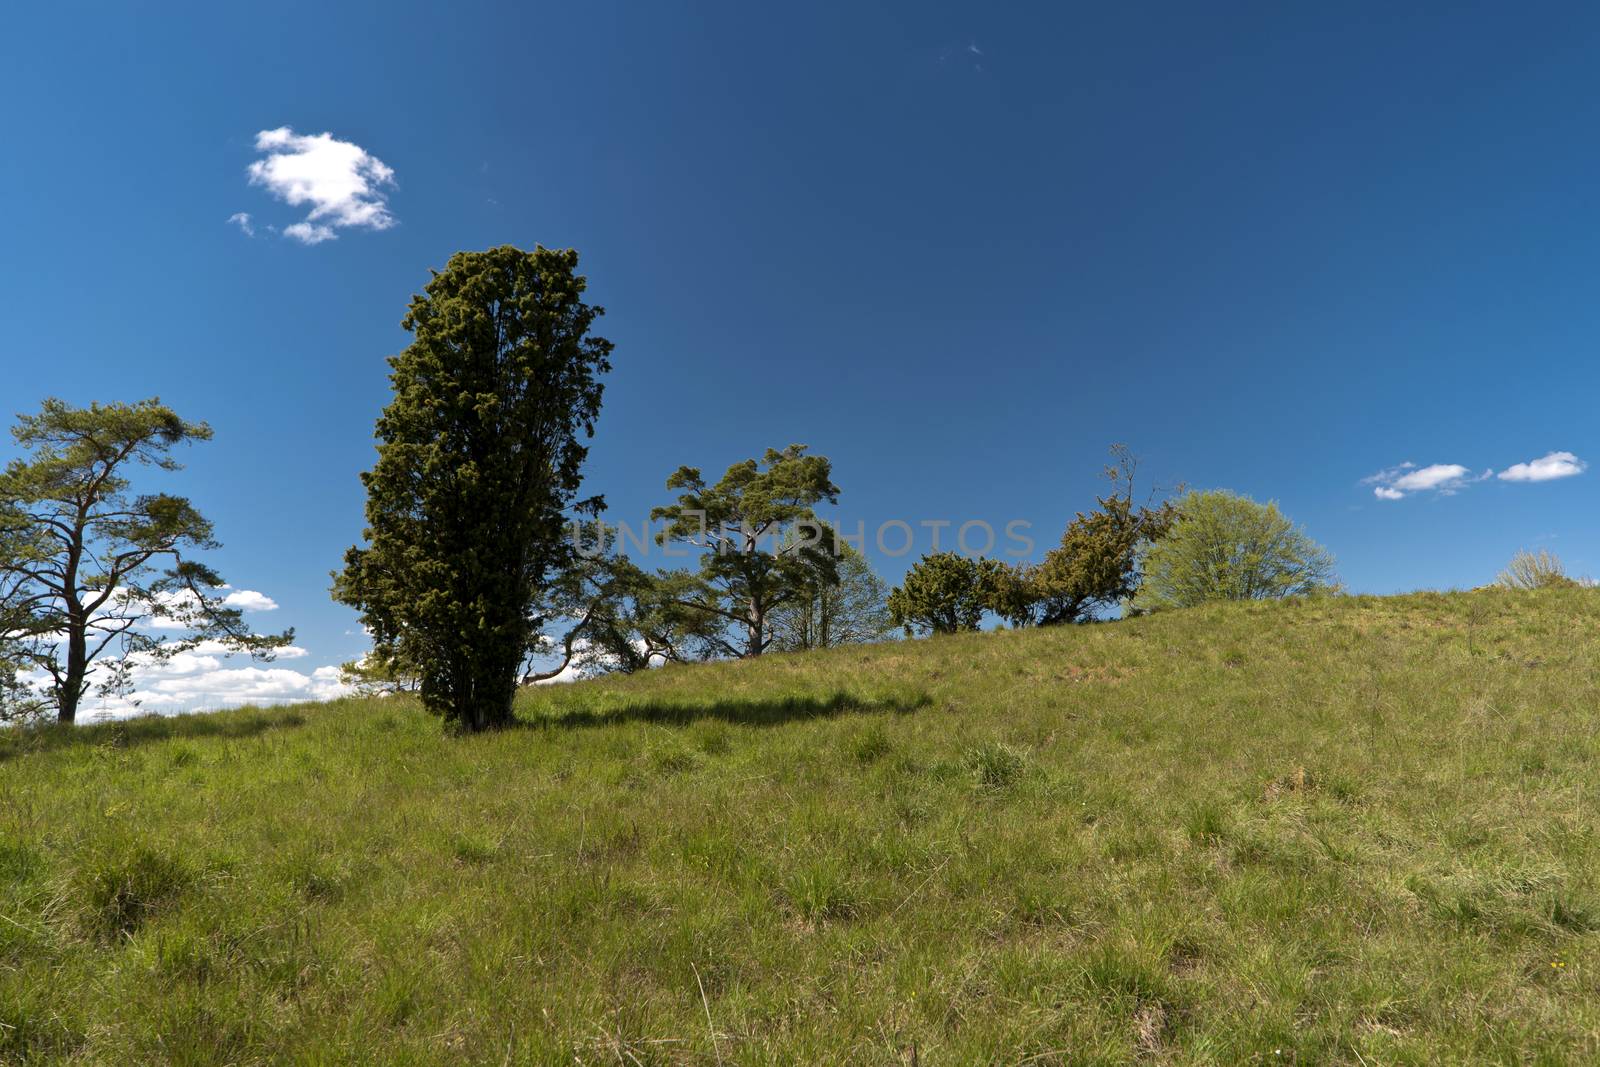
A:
0 399 291 724
768 536 893 651
888 551 1003 636
334 246 612 731
1025 445 1180 625
1133 489 1336 610
650 445 839 658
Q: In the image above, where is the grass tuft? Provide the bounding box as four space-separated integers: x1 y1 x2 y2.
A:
75 843 194 938
964 740 1027 790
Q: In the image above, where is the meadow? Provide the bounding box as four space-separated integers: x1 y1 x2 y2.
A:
3 588 1599 1064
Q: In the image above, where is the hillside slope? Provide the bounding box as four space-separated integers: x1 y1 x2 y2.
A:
4 590 1600 1063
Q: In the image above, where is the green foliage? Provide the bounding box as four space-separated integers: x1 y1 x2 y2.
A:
334 246 612 730
887 551 1003 635
524 529 723 676
1028 446 1180 625
649 445 840 657
977 560 1041 630
1497 548 1579 590
0 647 46 726
0 398 291 724
958 447 1178 630
337 650 419 697
768 536 892 651
1134 489 1337 610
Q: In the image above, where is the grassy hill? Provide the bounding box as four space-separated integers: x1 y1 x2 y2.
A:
5 590 1600 1064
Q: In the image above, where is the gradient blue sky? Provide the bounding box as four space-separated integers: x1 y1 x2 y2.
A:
3 2 1595 711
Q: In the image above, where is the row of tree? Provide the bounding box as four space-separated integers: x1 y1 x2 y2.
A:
331 242 1342 732
885 481 1337 635
1 244 1339 731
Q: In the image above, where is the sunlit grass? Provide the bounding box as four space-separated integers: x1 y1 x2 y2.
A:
4 588 1600 1062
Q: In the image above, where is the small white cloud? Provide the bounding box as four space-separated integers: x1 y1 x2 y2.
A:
246 127 396 244
1392 463 1472 493
1361 461 1416 485
1364 461 1492 499
283 221 336 245
223 589 279 612
227 212 255 236
1498 451 1587 483
185 638 299 658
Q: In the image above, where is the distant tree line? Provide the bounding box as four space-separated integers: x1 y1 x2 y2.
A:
17 241 1574 734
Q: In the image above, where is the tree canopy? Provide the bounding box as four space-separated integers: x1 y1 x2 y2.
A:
1133 490 1336 610
334 246 612 731
887 551 1003 636
768 535 892 651
1028 447 1179 625
981 446 1180 628
0 398 290 724
650 445 840 658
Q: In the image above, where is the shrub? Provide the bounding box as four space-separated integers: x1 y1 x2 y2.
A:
1497 549 1579 590
888 552 1001 635
1135 490 1336 610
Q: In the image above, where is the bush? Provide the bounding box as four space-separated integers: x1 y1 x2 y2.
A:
1135 490 1336 610
1497 549 1579 590
888 552 1001 635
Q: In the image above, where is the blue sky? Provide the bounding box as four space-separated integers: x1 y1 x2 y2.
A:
3 2 1596 712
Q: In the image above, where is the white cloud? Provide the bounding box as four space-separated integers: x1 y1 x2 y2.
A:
245 127 396 244
227 212 255 236
1392 463 1473 493
223 589 279 612
1366 461 1482 500
70 657 352 722
185 638 301 659
1498 451 1587 483
134 664 348 705
283 221 336 245
1367 450 1588 499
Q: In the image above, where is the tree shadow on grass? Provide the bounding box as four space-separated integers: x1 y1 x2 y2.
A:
528 689 932 730
0 706 311 762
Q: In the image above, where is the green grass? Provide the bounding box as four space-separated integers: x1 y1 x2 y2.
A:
5 589 1600 1063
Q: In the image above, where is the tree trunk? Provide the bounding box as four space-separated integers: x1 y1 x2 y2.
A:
485 668 517 729
59 619 87 725
746 605 764 657
453 651 519 731
486 681 512 729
